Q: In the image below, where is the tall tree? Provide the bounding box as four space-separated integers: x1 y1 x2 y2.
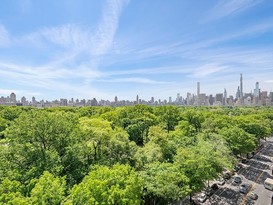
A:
68 164 143 205
140 162 190 205
30 171 66 205
4 110 77 184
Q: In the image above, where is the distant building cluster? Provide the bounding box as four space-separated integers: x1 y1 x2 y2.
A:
1 74 273 107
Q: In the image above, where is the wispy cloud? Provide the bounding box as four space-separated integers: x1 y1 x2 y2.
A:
97 77 171 84
205 0 264 21
0 0 130 99
0 25 10 46
21 0 129 54
105 65 193 76
101 19 273 71
93 0 130 55
190 64 229 78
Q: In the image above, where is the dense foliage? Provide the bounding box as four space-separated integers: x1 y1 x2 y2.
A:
0 105 272 204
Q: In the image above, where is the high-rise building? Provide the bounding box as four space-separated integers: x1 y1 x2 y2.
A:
10 92 16 103
240 73 243 99
91 98 98 106
224 89 227 105
176 93 180 103
215 93 223 104
114 96 118 103
260 91 268 106
236 86 240 99
21 96 26 105
196 82 200 105
136 95 139 104
32 96 36 105
150 97 154 103
254 82 259 97
269 92 273 102
169 97 172 103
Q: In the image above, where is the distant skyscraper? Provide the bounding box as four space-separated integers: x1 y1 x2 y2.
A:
136 95 139 104
197 82 200 105
176 93 180 103
10 92 16 103
224 89 227 99
240 73 243 98
236 86 240 99
32 96 36 104
254 82 259 97
215 93 223 104
224 89 227 105
115 96 118 103
21 96 26 105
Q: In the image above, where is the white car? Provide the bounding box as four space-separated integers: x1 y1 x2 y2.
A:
217 178 225 186
198 193 207 203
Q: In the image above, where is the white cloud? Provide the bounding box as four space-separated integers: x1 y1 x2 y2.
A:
93 0 130 55
105 65 193 76
40 25 92 49
206 0 263 21
190 64 229 78
0 25 10 46
21 0 129 55
97 77 170 84
0 0 130 100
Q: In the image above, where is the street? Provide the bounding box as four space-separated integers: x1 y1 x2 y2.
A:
203 137 273 205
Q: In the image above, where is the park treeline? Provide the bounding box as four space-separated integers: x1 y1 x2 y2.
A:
0 105 272 205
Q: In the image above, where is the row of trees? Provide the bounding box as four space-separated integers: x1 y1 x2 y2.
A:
0 105 272 204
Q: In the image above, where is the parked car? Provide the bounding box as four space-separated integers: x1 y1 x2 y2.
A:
249 192 258 200
223 173 231 180
241 158 249 164
233 176 242 184
233 164 242 172
217 178 225 186
247 153 254 159
205 187 214 196
197 193 207 203
240 184 249 194
211 183 219 191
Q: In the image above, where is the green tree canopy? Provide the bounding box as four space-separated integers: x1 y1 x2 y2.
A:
30 171 66 205
69 164 143 205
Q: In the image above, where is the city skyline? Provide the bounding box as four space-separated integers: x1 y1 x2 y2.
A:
1 0 273 100
1 73 273 107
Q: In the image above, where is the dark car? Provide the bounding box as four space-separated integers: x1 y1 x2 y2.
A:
240 184 249 194
233 164 242 172
223 173 231 180
233 176 242 184
241 158 249 164
211 183 219 191
247 153 254 159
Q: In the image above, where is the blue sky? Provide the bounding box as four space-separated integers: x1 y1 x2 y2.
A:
0 0 273 101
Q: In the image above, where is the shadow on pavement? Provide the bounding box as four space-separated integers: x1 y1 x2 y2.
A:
260 143 273 157
254 155 272 163
240 165 273 185
209 187 242 205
